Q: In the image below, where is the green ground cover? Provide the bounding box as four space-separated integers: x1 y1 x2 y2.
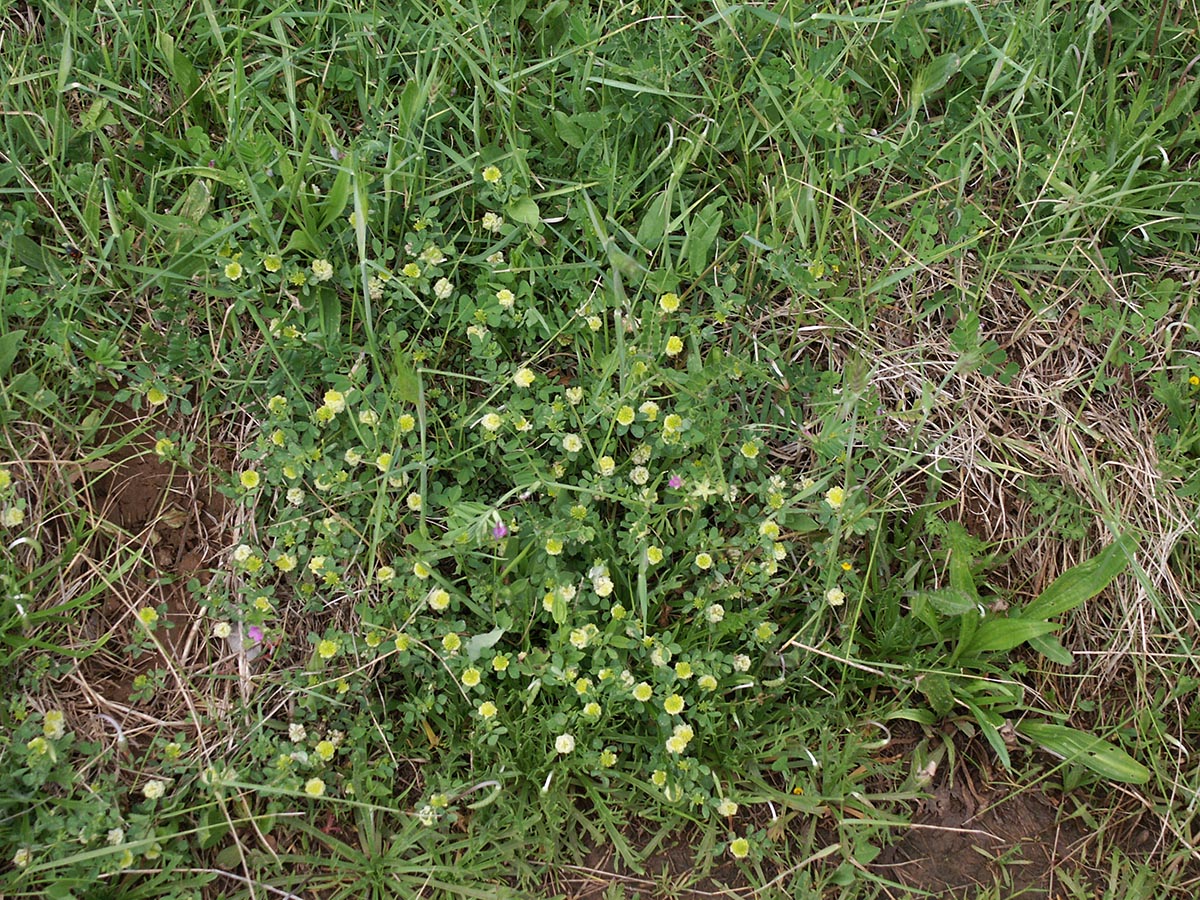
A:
1 1 1198 897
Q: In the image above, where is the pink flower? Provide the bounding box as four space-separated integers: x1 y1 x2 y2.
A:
492 522 508 539
668 475 683 489
248 626 264 644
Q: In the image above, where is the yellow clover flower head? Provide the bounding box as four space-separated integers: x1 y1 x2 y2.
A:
43 710 66 740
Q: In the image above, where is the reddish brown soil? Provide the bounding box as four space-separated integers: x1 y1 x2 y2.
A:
567 833 747 899
873 773 1093 897
68 403 230 736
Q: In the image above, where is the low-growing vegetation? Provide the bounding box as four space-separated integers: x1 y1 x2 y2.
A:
2 1 1198 897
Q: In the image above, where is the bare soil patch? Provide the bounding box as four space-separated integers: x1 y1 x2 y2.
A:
564 832 748 900
872 761 1165 899
875 777 1086 897
58 402 232 750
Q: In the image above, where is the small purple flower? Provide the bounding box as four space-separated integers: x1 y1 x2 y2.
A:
668 475 683 489
248 625 264 644
492 521 509 540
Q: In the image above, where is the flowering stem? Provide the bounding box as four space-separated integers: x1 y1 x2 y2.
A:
416 365 429 540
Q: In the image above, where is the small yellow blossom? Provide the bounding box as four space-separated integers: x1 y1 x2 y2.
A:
562 434 583 453
633 682 653 702
479 700 498 719
239 470 260 489
442 632 462 653
311 259 334 282
462 667 482 687
545 537 564 556
659 292 680 313
413 560 432 579
137 607 159 627
402 262 421 278
304 777 325 797
317 639 339 659
740 442 759 459
695 552 713 570
663 694 685 715
825 587 846 607
513 368 536 388
43 710 65 740
479 412 503 432
554 733 575 754
482 165 502 184
646 546 664 564
398 413 416 432
224 260 243 280
616 405 635 426
825 486 846 510
263 254 282 272
377 566 396 583
323 390 346 413
729 837 750 859
496 288 515 308
146 387 168 406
